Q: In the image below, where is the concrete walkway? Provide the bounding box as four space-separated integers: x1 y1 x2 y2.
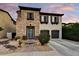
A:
5 51 61 56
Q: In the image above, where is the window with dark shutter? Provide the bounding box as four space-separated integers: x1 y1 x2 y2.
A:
27 13 34 20
54 17 59 24
51 16 59 24
51 30 59 38
40 15 48 24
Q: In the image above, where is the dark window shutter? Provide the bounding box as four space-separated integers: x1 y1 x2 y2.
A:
54 17 59 24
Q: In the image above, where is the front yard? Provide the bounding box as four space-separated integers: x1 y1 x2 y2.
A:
0 39 53 55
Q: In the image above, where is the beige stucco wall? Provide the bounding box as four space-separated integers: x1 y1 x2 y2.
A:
16 10 40 37
0 10 16 38
40 16 62 39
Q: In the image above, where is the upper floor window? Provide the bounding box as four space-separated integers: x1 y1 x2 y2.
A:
51 16 59 24
40 15 48 24
27 13 34 20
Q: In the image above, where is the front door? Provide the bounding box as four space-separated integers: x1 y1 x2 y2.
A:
27 26 35 39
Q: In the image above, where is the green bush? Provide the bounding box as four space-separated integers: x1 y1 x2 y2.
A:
62 23 79 41
39 34 50 45
22 36 27 40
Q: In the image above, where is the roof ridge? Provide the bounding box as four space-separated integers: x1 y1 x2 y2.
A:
19 6 41 11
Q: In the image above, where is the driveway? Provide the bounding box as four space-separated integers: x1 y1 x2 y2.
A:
49 39 79 56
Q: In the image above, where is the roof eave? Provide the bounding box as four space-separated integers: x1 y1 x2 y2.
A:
40 12 64 16
19 6 41 11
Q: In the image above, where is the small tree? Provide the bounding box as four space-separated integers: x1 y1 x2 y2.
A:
39 34 50 45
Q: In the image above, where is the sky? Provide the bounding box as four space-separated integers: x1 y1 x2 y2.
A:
0 3 79 23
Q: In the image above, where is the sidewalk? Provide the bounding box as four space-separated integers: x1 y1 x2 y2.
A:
5 51 61 56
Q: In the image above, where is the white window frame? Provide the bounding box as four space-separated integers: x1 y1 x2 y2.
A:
41 16 44 22
52 16 54 22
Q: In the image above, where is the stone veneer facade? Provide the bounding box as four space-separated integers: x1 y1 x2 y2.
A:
16 8 40 39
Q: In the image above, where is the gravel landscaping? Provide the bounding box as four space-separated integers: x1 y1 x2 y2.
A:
0 39 53 55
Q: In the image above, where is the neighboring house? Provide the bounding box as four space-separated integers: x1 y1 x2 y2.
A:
16 6 64 40
0 9 16 38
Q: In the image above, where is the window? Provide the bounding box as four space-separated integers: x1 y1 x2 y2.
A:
54 17 59 24
41 16 44 22
40 15 48 24
51 16 59 24
40 30 49 35
51 30 59 38
27 13 34 20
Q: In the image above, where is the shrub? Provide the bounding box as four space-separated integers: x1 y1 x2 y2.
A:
22 36 27 40
39 34 50 45
62 23 79 41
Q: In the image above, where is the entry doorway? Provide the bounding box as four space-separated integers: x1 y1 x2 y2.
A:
26 26 35 39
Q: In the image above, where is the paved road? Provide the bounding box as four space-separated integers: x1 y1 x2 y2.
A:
49 39 79 56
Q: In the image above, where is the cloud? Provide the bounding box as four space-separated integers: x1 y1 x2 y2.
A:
61 6 75 11
0 3 78 23
63 13 79 23
41 3 76 13
41 3 79 23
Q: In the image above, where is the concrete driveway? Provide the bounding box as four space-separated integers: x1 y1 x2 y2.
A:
49 39 79 56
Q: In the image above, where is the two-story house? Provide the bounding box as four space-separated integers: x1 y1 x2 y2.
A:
16 6 64 40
